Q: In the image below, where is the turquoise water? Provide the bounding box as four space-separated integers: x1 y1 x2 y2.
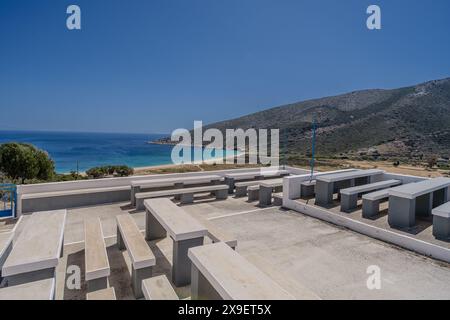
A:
0 131 236 173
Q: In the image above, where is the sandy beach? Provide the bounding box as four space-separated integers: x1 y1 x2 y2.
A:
132 152 249 175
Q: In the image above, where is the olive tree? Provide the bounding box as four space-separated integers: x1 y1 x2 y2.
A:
0 143 55 184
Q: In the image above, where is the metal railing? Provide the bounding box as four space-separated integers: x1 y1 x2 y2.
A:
0 183 16 218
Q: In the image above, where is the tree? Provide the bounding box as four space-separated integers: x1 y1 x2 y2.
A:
35 148 55 180
426 155 438 169
0 143 55 184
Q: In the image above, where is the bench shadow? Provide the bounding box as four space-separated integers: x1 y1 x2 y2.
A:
316 202 340 210
391 219 432 236
63 249 86 300
128 208 145 214
147 241 191 299
177 196 227 207
365 208 389 221
257 202 282 209
119 203 134 211
106 244 134 300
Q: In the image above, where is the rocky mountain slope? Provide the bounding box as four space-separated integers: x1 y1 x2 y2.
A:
161 77 450 161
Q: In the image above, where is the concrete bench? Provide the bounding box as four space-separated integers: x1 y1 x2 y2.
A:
135 185 229 210
84 217 110 292
0 232 14 279
142 275 179 300
188 242 294 300
301 180 316 198
131 175 223 206
234 177 283 197
432 202 450 239
259 179 284 206
2 210 66 287
247 185 260 201
0 277 55 300
21 186 130 214
224 170 289 193
362 189 390 218
116 214 156 299
144 198 207 287
235 180 261 197
340 180 401 213
86 287 117 300
273 193 283 206
190 212 237 249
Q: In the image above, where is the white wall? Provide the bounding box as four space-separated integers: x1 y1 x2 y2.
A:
17 165 307 195
14 165 308 216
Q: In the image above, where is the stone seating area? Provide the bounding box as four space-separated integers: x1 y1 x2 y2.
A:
135 185 229 210
289 171 450 240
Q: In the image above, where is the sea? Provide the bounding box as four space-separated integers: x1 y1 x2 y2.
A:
0 131 235 173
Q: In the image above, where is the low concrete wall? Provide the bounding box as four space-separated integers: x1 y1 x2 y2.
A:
17 166 307 215
21 188 130 214
381 172 427 184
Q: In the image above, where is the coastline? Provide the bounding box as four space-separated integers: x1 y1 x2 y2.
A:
148 140 244 152
132 152 245 174
65 151 246 175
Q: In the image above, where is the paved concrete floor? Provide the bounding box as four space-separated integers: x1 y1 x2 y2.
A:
296 195 450 249
50 195 450 299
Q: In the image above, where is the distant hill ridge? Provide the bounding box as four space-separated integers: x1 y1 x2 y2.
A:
161 77 450 160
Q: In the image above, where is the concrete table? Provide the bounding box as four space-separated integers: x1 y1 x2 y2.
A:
188 242 294 300
315 169 384 206
131 175 222 206
388 177 450 228
144 198 207 287
258 178 284 206
2 210 66 286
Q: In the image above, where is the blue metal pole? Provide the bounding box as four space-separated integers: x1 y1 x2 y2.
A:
309 116 317 182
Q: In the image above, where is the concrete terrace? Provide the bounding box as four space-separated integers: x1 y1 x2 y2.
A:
48 196 450 300
2 166 450 300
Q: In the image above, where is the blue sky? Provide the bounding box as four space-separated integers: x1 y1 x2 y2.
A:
0 0 449 134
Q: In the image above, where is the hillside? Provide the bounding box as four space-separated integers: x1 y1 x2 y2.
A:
161 77 450 161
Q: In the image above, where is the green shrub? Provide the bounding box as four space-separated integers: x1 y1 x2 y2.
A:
86 165 133 179
115 165 134 177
